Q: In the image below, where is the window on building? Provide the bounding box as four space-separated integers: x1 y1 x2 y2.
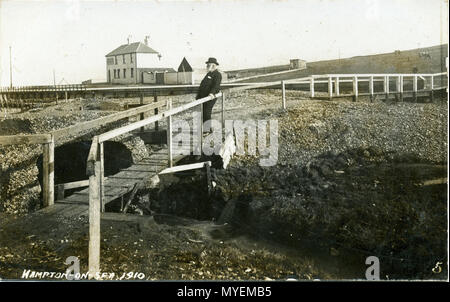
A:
123 54 125 64
117 69 120 78
115 56 117 64
131 68 134 78
123 69 126 78
130 54 133 63
113 69 116 78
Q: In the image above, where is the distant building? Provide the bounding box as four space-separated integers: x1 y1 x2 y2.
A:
105 41 173 84
175 57 204 84
290 59 306 69
178 57 193 73
141 67 176 84
167 57 227 85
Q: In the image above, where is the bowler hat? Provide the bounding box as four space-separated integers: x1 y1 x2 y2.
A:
205 57 219 65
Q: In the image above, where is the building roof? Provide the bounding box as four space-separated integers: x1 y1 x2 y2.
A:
178 57 193 72
106 42 159 56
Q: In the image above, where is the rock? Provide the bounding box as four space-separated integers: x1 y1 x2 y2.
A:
217 200 236 224
330 247 339 256
319 164 333 177
308 121 326 135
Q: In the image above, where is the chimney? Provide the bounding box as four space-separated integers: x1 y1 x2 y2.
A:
144 36 149 46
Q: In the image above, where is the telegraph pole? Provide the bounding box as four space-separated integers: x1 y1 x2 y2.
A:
9 46 12 88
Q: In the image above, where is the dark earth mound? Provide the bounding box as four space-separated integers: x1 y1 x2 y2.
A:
138 147 447 280
0 119 33 135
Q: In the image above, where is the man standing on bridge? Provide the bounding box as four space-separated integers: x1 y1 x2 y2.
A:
196 57 222 129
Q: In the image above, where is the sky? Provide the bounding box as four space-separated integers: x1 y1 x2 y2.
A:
0 0 448 86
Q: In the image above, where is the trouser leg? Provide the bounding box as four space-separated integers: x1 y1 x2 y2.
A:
202 99 216 125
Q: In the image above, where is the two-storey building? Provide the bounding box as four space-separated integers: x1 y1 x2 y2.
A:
106 41 174 84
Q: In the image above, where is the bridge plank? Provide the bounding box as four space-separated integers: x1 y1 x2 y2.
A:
57 147 177 205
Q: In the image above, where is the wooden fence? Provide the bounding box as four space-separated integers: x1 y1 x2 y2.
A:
284 72 448 101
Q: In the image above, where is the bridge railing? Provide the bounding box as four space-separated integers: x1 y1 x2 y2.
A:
86 80 288 216
0 84 89 110
284 72 447 101
0 99 167 208
84 79 290 278
0 84 87 92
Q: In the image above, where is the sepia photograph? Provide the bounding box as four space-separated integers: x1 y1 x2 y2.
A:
0 0 448 289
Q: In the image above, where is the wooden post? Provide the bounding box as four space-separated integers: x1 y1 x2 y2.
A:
18 97 23 112
430 75 434 102
205 161 212 196
221 92 225 133
99 142 105 212
413 75 418 102
352 76 358 101
197 103 204 157
140 94 145 132
42 134 54 207
369 76 374 102
384 76 389 101
281 80 286 109
154 95 159 131
310 77 315 98
56 185 64 201
400 76 404 102
166 100 173 167
88 157 101 279
395 76 400 101
335 77 340 96
397 76 403 102
328 77 333 100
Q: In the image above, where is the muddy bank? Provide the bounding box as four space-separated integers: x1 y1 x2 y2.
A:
142 147 446 280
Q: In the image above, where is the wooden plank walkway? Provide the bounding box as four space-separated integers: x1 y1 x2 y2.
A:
24 128 212 220
57 147 185 207
22 147 188 221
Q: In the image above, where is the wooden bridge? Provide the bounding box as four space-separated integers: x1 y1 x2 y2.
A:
1 71 446 111
0 83 258 110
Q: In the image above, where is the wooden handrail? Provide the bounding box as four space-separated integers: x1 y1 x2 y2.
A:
310 72 447 78
98 92 223 143
56 179 90 190
51 100 166 140
159 161 212 174
226 81 281 92
0 134 52 145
